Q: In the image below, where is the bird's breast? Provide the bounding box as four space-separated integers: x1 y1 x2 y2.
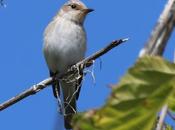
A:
43 18 86 73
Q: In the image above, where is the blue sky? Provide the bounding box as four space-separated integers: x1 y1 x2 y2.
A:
0 0 175 130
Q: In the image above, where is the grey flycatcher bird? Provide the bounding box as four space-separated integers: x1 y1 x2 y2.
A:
43 0 93 129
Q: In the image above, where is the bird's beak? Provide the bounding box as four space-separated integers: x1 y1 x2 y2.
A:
82 8 94 14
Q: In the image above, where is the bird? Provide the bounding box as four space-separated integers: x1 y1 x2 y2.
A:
43 0 93 129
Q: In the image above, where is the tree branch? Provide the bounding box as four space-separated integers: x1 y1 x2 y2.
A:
156 105 168 130
0 78 54 111
139 0 175 57
0 38 128 111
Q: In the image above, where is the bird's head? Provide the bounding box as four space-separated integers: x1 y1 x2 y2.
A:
58 0 93 24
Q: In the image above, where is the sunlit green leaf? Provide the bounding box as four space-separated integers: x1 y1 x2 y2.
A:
73 56 175 130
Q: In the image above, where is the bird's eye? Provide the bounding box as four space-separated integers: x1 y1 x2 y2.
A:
71 4 76 9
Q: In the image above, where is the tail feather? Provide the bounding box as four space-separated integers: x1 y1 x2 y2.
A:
61 80 77 129
50 70 81 129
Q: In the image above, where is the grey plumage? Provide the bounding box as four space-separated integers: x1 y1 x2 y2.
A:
43 0 93 129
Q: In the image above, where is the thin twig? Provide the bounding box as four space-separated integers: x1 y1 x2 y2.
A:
0 77 54 111
77 38 129 67
62 38 129 78
156 105 168 130
0 38 128 111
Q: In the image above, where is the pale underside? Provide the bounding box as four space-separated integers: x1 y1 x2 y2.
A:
43 16 86 75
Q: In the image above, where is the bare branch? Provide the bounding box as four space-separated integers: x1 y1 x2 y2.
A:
77 38 129 67
62 38 129 78
139 0 175 57
0 77 54 111
0 38 128 111
156 105 168 130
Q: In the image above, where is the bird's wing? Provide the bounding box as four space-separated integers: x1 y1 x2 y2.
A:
50 71 60 98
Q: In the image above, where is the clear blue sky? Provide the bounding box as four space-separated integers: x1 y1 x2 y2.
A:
0 0 175 130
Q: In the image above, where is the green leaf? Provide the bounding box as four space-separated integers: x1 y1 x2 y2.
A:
73 56 175 130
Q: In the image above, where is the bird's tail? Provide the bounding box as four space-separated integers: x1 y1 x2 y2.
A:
60 80 77 129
